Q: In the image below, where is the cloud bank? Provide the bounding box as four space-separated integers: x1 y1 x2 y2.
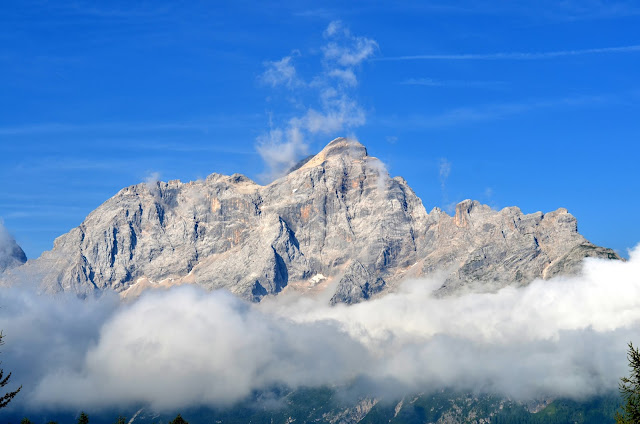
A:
256 21 377 181
1 247 639 412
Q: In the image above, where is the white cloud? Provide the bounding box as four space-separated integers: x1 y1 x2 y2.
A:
322 21 378 67
256 22 376 181
439 158 451 182
296 94 366 134
7 288 364 411
143 171 161 197
2 246 639 412
328 68 358 86
144 171 160 186
367 157 390 194
255 127 308 181
323 20 344 38
260 54 301 88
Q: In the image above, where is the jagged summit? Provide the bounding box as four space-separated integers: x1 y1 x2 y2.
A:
297 137 368 171
285 138 369 176
0 139 620 303
319 137 368 158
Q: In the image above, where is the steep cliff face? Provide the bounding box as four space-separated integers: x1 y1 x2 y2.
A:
1 138 620 302
416 200 618 296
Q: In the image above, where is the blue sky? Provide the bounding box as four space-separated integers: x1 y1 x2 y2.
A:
1 0 639 259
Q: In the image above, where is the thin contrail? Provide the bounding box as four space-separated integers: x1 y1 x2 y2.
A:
376 44 640 61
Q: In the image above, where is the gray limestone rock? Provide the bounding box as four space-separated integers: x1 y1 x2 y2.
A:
330 261 387 305
0 138 621 302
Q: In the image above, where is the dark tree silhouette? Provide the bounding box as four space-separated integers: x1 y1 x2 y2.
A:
0 331 21 408
77 411 89 424
616 342 640 424
169 414 189 424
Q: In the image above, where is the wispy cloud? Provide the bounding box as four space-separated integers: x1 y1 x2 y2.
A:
260 53 302 88
130 142 256 155
256 127 309 180
292 8 337 19
380 94 611 129
1 210 85 219
378 44 640 61
256 21 377 181
438 158 452 210
438 158 451 190
400 78 507 88
322 21 378 66
10 157 139 172
542 0 640 21
0 115 262 136
144 171 162 197
40 2 175 20
293 2 640 23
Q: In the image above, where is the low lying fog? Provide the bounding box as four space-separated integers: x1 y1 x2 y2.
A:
1 246 639 412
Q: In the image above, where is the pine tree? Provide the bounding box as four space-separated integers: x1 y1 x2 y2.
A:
113 416 127 424
0 331 21 408
169 414 189 424
615 342 640 424
77 411 89 424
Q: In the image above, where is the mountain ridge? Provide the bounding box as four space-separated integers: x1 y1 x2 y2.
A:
0 138 620 302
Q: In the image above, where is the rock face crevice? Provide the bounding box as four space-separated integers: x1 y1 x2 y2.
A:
1 138 621 302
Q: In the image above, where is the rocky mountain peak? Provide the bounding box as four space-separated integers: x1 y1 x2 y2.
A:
294 137 368 172
453 199 493 227
0 138 621 302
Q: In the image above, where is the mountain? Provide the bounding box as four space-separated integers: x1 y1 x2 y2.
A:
3 388 621 424
0 225 27 273
1 138 620 302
